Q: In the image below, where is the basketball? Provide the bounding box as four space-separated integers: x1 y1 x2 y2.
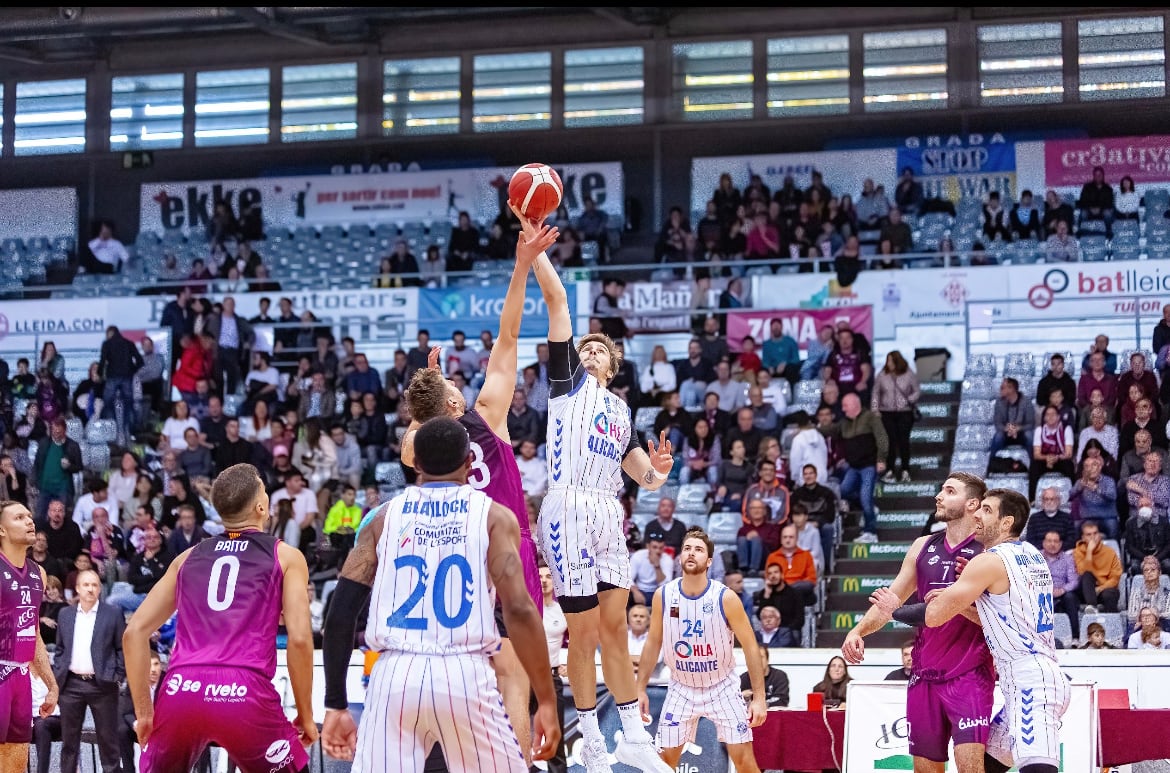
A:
508 163 563 221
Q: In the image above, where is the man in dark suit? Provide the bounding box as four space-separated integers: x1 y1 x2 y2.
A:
53 568 126 773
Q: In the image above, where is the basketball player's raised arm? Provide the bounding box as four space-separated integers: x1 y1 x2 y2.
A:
321 512 383 761
525 205 572 344
723 590 768 727
477 214 558 436
487 502 560 761
277 543 318 748
123 550 193 743
924 553 999 628
841 536 927 664
31 566 57 718
635 586 666 721
623 428 679 492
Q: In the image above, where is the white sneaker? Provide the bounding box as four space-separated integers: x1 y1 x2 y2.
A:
614 738 671 773
853 531 880 544
582 741 613 773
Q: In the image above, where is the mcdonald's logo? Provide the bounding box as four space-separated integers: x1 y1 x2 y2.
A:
851 544 870 559
841 577 861 593
834 612 856 629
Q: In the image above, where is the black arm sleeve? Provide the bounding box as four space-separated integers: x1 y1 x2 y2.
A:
892 602 927 628
623 401 641 460
322 577 373 710
547 338 585 399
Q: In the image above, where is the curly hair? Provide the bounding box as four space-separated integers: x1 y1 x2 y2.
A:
406 367 451 424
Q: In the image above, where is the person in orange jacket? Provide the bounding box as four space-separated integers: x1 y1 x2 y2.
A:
1072 519 1122 612
765 522 818 606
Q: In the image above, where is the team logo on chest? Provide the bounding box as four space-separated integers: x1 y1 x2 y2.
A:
588 396 627 462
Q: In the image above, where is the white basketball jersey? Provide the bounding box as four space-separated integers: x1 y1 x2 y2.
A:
977 540 1059 665
366 483 499 656
660 579 735 689
546 373 633 495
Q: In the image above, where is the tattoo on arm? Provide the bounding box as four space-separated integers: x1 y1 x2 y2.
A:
488 549 523 583
338 517 381 587
642 469 656 486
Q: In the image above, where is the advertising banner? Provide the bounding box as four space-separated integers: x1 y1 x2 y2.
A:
587 278 734 335
843 681 1097 772
725 306 873 352
139 163 624 234
897 132 1017 202
0 299 112 356
419 284 575 340
1045 135 1170 188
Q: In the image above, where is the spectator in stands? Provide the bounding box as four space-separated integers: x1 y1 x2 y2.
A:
643 497 688 558
1073 519 1122 613
893 167 924 216
242 351 280 418
1070 453 1118 536
833 234 864 288
741 643 788 706
872 350 920 484
207 296 255 395
504 387 542 453
342 353 381 405
1029 404 1076 500
698 390 732 440
673 336 716 409
753 565 802 647
297 369 335 424
172 333 214 404
1037 352 1076 409
742 457 789 524
884 640 915 681
1025 486 1077 551
723 407 764 465
38 342 65 385
652 390 692 454
630 536 674 607
819 392 886 543
1078 407 1119 463
34 418 83 520
754 370 788 415
679 416 720 487
981 191 1012 243
1124 500 1170 574
1113 175 1140 224
1120 428 1166 481
72 478 116 532
764 521 818 608
736 498 780 577
1125 448 1170 529
1077 165 1115 238
1044 218 1080 262
812 657 852 709
1080 621 1115 650
654 205 691 267
745 385 778 435
789 502 825 577
1127 556 1170 631
715 438 751 513
791 462 838 561
1042 190 1075 236
1082 334 1119 376
133 336 164 417
166 503 208 556
35 368 67 424
1010 189 1043 241
1077 350 1119 415
638 345 676 409
592 277 631 344
697 315 731 372
71 361 104 423
0 454 28 506
445 211 482 274
178 426 213 480
822 327 871 403
212 417 252 474
82 220 129 274
512 438 547 501
761 318 801 385
327 422 360 490
990 376 1034 460
1127 607 1170 649
855 178 890 233
10 357 36 401
1038 528 1083 642
1121 395 1167 460
1119 349 1159 404
800 324 835 384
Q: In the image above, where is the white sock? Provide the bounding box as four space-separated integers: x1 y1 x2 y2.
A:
577 705 604 746
617 700 651 743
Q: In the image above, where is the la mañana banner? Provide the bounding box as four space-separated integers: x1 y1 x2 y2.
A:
725 306 874 353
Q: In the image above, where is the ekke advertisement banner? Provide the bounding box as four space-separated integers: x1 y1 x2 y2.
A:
725 306 873 352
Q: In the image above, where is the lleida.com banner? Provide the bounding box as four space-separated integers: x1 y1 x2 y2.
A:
843 681 1097 772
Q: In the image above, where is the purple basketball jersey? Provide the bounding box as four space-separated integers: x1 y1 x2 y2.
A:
461 409 542 611
913 531 992 681
169 529 284 678
0 553 43 663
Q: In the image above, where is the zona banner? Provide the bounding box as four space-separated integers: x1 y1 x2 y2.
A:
725 306 873 353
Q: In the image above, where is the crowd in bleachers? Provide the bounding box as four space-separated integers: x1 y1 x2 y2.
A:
949 306 1170 646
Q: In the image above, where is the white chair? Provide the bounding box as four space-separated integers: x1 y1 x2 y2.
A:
1034 474 1071 506
375 462 406 488
950 451 988 476
954 424 994 452
707 511 741 544
634 407 662 436
964 353 997 378
84 419 118 444
985 474 1029 498
961 376 998 401
636 484 679 512
1053 613 1074 648
795 379 823 403
1002 352 1033 377
675 483 711 514
957 399 994 425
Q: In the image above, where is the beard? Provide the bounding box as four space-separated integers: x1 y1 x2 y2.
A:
682 560 709 577
934 500 966 522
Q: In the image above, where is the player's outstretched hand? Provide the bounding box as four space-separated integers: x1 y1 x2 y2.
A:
531 702 561 761
747 695 767 728
646 430 674 475
322 709 358 761
134 716 154 747
841 629 866 665
516 221 559 268
428 345 442 370
296 713 319 750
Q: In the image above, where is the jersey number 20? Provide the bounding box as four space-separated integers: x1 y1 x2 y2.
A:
386 554 475 630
